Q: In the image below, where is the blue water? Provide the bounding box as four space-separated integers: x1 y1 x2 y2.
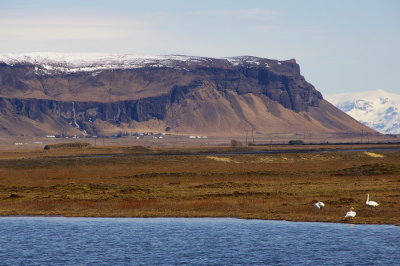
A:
0 217 398 265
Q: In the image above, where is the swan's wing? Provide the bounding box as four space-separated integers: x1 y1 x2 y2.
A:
366 201 379 206
345 211 356 218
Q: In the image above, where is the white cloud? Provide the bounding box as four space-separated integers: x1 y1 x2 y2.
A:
202 9 323 36
0 10 156 42
204 8 279 17
254 24 325 35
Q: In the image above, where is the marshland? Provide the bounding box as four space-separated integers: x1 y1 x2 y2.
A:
0 143 399 225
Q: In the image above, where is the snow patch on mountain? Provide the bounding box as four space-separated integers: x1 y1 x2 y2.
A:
326 89 400 134
0 52 272 74
0 53 209 73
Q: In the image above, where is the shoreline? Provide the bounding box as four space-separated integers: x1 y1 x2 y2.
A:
1 215 398 226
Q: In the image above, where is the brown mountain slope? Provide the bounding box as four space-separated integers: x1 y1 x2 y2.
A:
163 83 373 136
0 55 376 137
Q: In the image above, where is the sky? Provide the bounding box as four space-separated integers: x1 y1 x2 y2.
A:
0 0 399 96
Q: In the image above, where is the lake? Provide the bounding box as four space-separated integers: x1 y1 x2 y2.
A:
0 217 398 265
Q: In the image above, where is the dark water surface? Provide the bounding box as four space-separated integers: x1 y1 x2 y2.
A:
71 147 400 159
0 217 398 265
208 147 400 156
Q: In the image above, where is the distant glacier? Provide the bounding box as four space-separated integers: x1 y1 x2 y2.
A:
326 89 400 134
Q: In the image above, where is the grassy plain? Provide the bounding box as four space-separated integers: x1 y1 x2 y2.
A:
0 144 399 225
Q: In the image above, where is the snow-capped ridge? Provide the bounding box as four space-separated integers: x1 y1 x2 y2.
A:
0 53 211 73
0 52 287 74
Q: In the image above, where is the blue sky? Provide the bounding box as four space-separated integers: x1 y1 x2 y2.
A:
0 0 399 96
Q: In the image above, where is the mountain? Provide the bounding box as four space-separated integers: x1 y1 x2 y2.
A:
326 90 400 134
0 53 375 137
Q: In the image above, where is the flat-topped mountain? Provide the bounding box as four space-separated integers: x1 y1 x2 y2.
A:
0 53 375 137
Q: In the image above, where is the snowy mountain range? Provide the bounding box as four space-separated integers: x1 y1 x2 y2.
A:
326 89 400 134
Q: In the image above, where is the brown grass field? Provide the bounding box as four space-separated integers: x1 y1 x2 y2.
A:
0 144 399 225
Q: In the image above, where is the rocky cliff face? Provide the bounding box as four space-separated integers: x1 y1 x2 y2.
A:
0 96 169 135
0 54 373 136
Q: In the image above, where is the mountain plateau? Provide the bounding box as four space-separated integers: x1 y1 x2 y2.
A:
0 53 376 137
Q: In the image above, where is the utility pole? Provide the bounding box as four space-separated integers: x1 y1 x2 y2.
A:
175 129 179 146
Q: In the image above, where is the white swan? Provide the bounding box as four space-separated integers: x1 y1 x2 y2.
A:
366 194 379 207
344 207 356 219
312 201 325 209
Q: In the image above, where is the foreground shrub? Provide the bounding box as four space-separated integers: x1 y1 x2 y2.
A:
43 142 91 150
